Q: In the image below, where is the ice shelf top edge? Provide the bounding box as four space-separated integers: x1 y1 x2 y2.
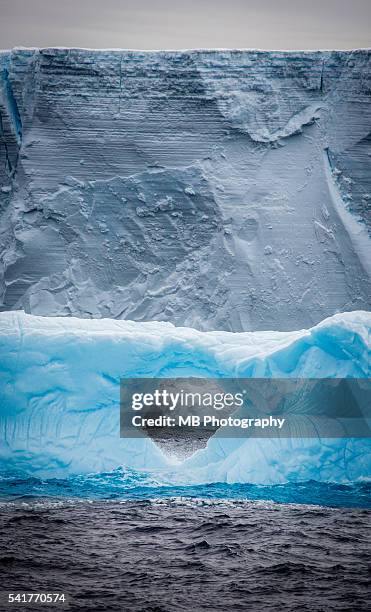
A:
1 47 371 55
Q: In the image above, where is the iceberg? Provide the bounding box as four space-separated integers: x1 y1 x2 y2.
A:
1 49 371 332
0 49 370 485
0 310 370 482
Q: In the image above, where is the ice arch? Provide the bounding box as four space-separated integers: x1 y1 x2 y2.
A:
0 310 370 482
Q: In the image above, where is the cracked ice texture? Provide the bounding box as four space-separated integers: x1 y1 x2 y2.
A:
0 48 371 331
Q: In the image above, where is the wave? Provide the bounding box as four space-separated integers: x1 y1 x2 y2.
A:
0 468 370 509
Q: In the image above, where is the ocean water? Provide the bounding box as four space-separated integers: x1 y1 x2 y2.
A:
0 471 370 611
0 497 369 611
0 468 370 509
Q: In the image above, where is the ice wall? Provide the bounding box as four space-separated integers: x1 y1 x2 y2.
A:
0 310 370 480
1 49 370 332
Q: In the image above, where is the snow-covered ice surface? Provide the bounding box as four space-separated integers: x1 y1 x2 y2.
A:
1 49 371 332
0 310 370 483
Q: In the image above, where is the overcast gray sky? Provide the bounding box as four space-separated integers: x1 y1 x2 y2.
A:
0 0 370 50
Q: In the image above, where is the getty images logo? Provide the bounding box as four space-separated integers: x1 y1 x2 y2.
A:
131 388 245 411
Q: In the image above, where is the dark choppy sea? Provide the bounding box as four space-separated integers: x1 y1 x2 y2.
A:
0 470 370 611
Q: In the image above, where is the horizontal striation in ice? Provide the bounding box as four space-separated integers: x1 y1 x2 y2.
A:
0 49 370 331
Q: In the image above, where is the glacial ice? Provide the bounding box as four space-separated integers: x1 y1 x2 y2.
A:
1 49 371 332
0 310 370 482
0 48 370 485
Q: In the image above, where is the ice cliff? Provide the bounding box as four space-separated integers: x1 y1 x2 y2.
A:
0 310 370 482
1 49 371 332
